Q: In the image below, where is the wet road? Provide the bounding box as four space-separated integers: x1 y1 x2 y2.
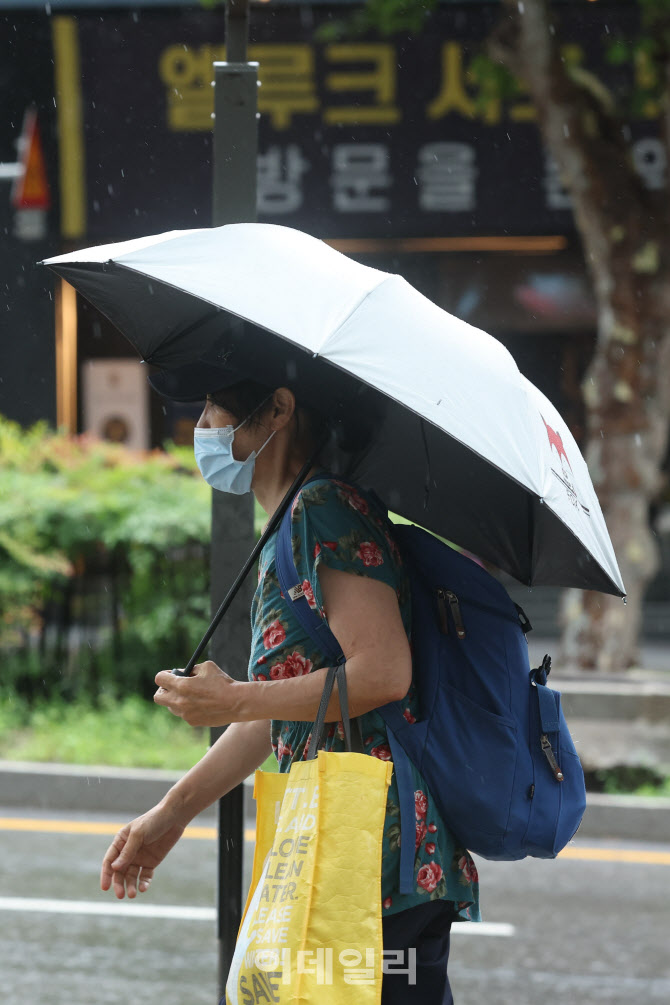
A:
1 806 669 1005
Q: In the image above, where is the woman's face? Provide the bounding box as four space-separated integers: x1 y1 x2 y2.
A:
196 397 272 463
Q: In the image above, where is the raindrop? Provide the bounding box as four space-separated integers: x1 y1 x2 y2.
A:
563 123 570 138
121 168 125 178
53 96 57 108
518 1 524 11
634 433 642 446
107 184 114 196
600 429 604 438
45 2 51 13
132 11 139 22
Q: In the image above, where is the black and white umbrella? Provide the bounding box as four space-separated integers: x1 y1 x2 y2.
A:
44 223 625 598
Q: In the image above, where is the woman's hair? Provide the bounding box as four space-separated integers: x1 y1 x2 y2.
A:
208 379 375 477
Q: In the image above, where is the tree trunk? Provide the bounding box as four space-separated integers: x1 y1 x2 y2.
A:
558 270 670 671
489 0 670 670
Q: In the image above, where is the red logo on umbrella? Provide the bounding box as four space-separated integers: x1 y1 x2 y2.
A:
541 415 572 471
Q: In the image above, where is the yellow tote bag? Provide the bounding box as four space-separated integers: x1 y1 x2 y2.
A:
226 667 393 1005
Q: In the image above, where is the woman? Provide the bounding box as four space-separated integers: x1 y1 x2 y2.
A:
100 377 480 1004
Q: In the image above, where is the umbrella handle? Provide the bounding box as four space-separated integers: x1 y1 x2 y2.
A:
171 432 329 678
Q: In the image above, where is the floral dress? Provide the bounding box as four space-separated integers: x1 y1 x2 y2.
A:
248 473 481 921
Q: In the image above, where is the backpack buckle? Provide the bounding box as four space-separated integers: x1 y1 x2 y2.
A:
529 654 552 687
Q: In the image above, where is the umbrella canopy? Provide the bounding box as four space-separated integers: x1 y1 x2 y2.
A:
43 224 625 598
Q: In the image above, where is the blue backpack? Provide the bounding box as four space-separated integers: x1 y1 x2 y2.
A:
275 476 587 894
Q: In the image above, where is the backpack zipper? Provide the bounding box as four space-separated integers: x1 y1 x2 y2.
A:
540 734 564 782
435 588 450 636
436 588 466 639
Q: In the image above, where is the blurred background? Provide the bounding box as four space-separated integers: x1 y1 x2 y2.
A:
1 1 669 1003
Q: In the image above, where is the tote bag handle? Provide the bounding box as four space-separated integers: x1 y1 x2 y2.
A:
306 664 365 760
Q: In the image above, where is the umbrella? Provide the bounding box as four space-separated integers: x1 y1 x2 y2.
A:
42 223 625 599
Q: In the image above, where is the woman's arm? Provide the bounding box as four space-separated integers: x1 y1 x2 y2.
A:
101 718 272 899
154 567 412 726
163 717 274 823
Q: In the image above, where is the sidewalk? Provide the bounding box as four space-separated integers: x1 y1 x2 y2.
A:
1 758 669 844
2 638 669 843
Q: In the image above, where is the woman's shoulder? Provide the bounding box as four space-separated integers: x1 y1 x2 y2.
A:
291 474 380 524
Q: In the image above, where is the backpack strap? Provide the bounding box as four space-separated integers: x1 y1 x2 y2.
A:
275 485 416 893
383 726 417 894
275 499 346 668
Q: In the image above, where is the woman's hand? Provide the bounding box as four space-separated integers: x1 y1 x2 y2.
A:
100 804 186 900
153 661 243 727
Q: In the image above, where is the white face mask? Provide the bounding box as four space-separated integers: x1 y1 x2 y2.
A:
193 399 276 495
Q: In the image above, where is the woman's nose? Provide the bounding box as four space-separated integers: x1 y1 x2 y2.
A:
195 407 209 429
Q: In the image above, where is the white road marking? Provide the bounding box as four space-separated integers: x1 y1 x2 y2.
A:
452 922 515 937
0 897 515 935
0 897 215 921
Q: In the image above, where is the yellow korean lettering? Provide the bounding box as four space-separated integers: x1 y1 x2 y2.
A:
158 44 225 131
324 43 400 125
249 44 319 130
427 43 476 120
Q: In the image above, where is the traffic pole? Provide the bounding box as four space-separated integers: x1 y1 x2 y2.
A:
209 1 259 998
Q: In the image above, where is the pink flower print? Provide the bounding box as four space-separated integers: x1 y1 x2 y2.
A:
343 486 370 515
417 862 443 893
383 897 392 910
458 856 479 885
403 708 416 724
263 619 286 650
357 541 384 567
256 655 267 665
301 579 317 609
426 842 436 855
384 531 402 562
415 821 427 851
414 790 428 820
314 540 337 560
256 673 268 681
370 744 392 760
427 822 437 834
277 736 294 760
269 652 313 679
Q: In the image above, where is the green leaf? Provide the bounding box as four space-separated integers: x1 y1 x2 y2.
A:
605 39 632 66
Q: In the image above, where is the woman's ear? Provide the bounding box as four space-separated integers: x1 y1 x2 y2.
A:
270 387 296 430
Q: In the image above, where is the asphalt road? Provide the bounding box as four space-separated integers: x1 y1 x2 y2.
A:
1 807 669 1005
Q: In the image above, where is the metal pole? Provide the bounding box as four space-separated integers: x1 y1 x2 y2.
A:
210 2 258 998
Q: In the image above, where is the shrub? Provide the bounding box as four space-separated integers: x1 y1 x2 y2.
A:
0 416 212 702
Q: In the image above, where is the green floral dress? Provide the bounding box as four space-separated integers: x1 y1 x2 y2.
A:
248 473 481 921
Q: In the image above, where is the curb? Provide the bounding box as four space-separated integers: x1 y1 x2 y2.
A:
1 760 669 843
